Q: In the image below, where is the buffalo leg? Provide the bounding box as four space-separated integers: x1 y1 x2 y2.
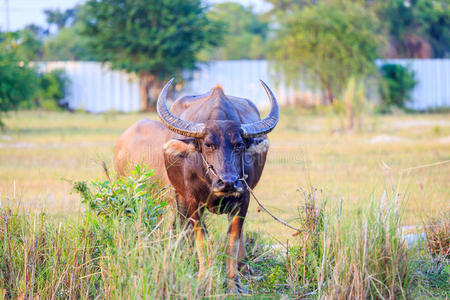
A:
175 194 209 279
194 218 208 278
237 224 251 273
183 199 208 280
226 202 248 293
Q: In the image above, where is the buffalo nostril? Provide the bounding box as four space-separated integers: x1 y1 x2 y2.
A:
214 176 244 193
233 179 244 192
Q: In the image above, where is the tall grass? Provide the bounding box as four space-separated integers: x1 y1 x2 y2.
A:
0 166 228 299
0 209 229 298
284 189 410 299
1 167 447 298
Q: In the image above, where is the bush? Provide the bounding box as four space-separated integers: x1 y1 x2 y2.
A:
37 70 69 111
73 164 167 230
379 64 417 110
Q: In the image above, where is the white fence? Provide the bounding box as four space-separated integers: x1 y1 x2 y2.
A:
38 59 450 112
38 61 141 113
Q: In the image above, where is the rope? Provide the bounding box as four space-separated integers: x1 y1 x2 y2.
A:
200 152 302 235
241 178 302 235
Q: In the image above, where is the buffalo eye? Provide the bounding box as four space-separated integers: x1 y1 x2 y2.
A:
234 142 245 152
204 142 215 151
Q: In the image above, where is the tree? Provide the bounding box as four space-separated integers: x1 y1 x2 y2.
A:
44 8 78 31
43 25 97 61
265 0 313 15
42 7 97 61
270 0 382 104
79 0 223 110
11 29 44 60
0 32 39 128
24 24 49 39
374 0 449 58
199 2 269 60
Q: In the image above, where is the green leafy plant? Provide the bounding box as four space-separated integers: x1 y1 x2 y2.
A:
37 69 69 111
0 32 39 128
73 164 167 230
379 63 417 110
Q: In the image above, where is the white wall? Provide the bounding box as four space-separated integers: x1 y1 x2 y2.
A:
38 61 141 113
38 59 450 112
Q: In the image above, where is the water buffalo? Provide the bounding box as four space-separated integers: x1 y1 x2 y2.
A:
114 78 279 292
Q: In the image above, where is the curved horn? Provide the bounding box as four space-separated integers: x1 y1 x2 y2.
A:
241 80 279 138
157 78 205 138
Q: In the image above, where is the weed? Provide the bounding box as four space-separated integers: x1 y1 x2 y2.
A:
72 164 167 230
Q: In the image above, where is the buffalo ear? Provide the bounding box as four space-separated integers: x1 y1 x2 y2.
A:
245 138 270 155
163 138 199 157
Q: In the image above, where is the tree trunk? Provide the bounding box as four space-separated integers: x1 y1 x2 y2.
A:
326 86 334 105
139 73 152 111
139 73 166 111
319 77 334 105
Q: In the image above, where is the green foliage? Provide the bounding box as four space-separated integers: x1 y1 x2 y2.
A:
43 25 98 61
379 63 417 109
12 29 44 60
199 2 269 60
73 164 167 230
270 0 382 103
79 0 223 79
44 8 78 31
265 0 310 12
40 6 97 61
0 32 39 127
375 0 450 58
37 70 69 110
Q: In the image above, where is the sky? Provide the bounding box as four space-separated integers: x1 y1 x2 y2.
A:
0 0 272 31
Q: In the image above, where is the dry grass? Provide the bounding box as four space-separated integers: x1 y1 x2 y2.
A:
424 212 450 259
1 109 449 242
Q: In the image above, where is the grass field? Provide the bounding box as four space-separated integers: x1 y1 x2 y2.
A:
1 109 449 298
1 110 449 240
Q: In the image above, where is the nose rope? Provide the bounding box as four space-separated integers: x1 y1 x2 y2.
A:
200 152 221 180
200 152 247 182
239 154 301 235
201 152 301 235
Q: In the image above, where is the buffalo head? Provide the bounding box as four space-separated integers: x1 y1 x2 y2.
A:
158 78 278 212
